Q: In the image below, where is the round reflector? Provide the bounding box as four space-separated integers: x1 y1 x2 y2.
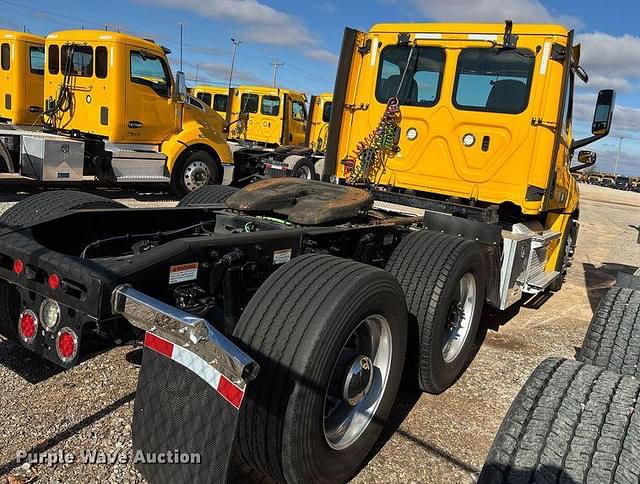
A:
48 273 61 290
13 259 24 274
56 328 78 363
18 310 37 344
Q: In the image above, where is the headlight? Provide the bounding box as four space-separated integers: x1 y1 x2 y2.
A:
40 299 60 330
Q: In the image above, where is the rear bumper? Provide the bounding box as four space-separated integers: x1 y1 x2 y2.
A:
111 285 258 483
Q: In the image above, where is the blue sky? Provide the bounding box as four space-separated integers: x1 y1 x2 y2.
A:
1 0 638 175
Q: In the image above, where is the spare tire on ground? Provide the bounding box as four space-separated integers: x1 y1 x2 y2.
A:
479 358 640 484
578 287 640 378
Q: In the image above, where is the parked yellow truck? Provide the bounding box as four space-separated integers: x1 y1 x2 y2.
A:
0 21 616 483
0 30 232 195
0 30 45 126
305 92 332 152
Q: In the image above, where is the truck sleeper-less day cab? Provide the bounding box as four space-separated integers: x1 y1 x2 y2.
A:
0 21 614 483
0 30 232 195
0 30 45 127
306 92 333 153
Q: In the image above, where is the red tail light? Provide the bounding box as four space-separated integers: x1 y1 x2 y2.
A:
56 328 78 363
18 310 37 343
13 259 24 274
48 273 61 290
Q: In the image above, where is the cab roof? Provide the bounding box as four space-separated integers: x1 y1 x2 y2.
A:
235 85 305 97
369 22 569 37
191 85 229 94
0 30 45 44
46 30 167 56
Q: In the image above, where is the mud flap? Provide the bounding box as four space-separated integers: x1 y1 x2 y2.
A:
111 286 258 484
132 333 247 483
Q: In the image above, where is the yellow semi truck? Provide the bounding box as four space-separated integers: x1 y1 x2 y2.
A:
189 84 229 116
0 30 232 195
0 30 45 126
305 92 332 153
0 21 616 483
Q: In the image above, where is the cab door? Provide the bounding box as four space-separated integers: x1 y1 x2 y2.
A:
257 93 281 144
24 42 45 121
124 49 175 144
286 94 307 146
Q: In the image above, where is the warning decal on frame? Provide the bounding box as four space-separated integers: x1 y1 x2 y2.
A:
273 249 292 265
169 262 199 284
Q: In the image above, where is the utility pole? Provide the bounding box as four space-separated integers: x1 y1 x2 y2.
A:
271 59 284 88
614 136 624 176
228 38 243 91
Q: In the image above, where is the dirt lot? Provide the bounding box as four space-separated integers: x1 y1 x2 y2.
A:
0 183 639 483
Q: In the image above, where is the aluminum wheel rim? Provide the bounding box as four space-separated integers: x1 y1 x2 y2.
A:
323 314 392 451
443 272 476 364
297 165 312 179
183 160 210 192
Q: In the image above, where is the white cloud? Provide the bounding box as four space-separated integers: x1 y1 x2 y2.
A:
406 0 582 28
136 0 337 63
176 59 264 84
305 49 338 64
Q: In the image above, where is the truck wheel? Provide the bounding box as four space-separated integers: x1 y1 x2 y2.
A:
176 185 238 207
170 150 219 197
550 216 579 291
233 254 407 483
0 191 124 342
386 230 486 394
479 358 640 484
578 287 640 378
291 158 316 180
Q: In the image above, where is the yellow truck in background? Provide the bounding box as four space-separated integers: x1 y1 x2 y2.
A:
0 30 232 195
305 92 332 153
189 85 229 117
0 30 45 126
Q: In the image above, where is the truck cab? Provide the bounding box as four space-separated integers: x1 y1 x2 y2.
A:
189 85 229 117
0 30 45 126
305 92 332 152
326 22 615 288
35 30 233 194
227 85 307 146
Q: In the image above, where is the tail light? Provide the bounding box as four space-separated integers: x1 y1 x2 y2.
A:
48 273 61 290
56 328 78 363
18 310 38 344
13 259 24 274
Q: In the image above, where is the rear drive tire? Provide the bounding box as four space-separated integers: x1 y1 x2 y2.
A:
0 191 124 342
176 184 238 207
170 150 219 198
386 230 486 394
578 287 640 378
291 158 316 180
550 215 579 291
479 358 640 484
233 254 407 483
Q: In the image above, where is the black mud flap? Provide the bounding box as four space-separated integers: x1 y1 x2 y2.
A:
132 333 246 483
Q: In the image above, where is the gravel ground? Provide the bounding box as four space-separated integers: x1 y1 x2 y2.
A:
1 183 639 483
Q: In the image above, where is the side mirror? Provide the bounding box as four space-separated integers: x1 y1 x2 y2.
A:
592 89 615 136
570 150 597 173
175 71 187 104
571 89 616 152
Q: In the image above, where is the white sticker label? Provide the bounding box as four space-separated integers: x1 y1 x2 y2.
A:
273 249 292 265
169 262 199 284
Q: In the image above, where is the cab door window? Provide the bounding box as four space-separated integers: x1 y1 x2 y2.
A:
130 51 171 97
322 101 332 122
453 48 535 114
375 46 445 106
291 100 306 121
261 95 280 116
29 46 45 75
1 43 9 70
